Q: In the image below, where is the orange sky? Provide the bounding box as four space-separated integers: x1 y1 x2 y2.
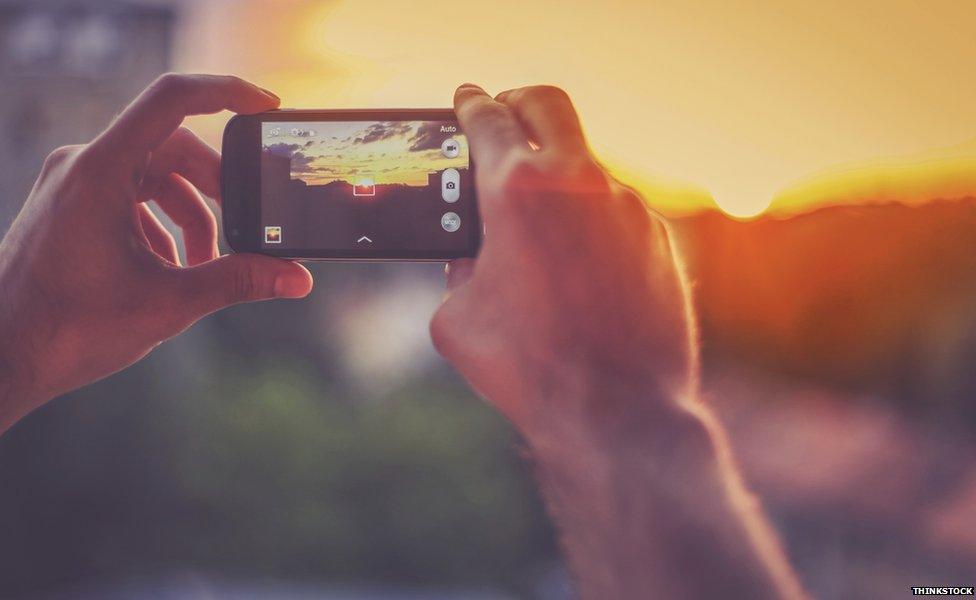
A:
174 0 976 218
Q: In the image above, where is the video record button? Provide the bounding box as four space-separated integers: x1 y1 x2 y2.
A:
441 138 460 158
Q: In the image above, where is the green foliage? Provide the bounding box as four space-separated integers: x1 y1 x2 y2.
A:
163 359 553 588
0 289 555 596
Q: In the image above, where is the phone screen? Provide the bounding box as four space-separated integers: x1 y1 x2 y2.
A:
259 120 472 253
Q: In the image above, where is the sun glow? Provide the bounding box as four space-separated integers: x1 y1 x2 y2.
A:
176 0 976 219
770 146 976 216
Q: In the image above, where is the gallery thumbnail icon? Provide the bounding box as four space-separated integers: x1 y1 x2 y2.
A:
264 226 282 244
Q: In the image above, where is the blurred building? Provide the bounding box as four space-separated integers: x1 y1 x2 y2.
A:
0 0 173 228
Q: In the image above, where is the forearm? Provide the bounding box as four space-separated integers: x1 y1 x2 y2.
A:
520 377 806 599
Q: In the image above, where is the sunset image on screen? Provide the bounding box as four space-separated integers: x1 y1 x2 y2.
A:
259 120 474 252
262 121 467 188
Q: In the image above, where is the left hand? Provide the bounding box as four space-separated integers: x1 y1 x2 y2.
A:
429 84 696 435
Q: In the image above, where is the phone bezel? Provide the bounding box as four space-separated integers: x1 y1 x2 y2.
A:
220 109 480 261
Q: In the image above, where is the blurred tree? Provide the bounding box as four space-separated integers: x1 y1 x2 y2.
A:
0 328 556 597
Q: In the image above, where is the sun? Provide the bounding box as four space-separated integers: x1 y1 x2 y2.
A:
713 192 773 219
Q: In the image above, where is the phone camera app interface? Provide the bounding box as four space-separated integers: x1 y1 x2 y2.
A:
260 120 471 252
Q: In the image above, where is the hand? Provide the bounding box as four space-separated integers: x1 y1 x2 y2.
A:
430 84 696 437
430 85 805 599
0 74 313 432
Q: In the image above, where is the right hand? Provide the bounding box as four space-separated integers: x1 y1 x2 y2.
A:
0 74 312 432
430 84 697 436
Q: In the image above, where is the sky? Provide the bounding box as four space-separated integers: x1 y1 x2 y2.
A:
175 0 976 218
262 121 467 187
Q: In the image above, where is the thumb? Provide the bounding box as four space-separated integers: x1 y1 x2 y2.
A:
180 253 313 315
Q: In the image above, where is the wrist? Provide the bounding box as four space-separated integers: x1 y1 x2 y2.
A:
517 372 803 599
0 303 50 433
519 376 734 597
515 358 722 528
512 347 699 448
523 376 716 484
0 354 43 434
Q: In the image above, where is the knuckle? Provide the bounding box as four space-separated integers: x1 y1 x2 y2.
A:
526 84 571 104
172 150 193 181
465 99 507 126
564 156 608 188
428 308 454 357
155 72 182 87
70 144 98 170
171 126 200 161
615 187 652 223
500 155 546 193
502 154 609 197
611 187 667 246
232 266 261 303
42 145 75 168
40 145 84 178
151 72 186 97
495 156 545 210
173 125 195 141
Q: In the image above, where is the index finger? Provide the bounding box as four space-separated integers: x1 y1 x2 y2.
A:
454 84 528 173
495 86 587 155
92 73 279 160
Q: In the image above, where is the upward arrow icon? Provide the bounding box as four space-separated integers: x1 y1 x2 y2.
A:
357 236 372 243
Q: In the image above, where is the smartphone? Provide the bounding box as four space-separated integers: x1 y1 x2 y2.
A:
221 109 479 260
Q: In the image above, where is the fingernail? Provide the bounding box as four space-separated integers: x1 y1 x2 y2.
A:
259 87 280 102
445 260 475 290
457 83 485 93
273 270 309 298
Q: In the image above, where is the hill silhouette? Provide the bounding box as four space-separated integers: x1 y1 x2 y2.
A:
261 150 473 251
674 198 976 419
